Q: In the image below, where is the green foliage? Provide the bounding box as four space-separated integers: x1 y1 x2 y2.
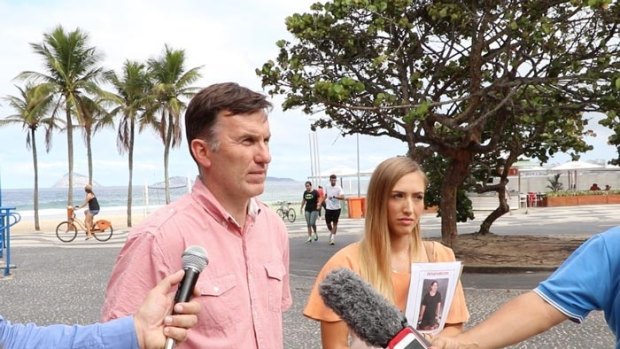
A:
546 174 564 192
422 154 474 223
598 78 620 166
258 0 620 241
546 189 618 197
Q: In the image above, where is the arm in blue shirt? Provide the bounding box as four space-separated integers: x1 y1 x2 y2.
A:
534 226 620 342
0 315 138 349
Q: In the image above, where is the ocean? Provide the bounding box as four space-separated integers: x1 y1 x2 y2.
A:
0 178 369 220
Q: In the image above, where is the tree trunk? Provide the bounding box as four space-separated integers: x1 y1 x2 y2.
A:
86 130 93 185
31 128 40 231
440 154 472 246
126 119 135 227
65 104 74 206
478 179 510 235
163 111 173 204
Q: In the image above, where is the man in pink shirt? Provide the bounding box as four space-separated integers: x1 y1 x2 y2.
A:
101 83 292 349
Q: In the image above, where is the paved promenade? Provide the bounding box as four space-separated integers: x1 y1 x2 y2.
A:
0 205 618 348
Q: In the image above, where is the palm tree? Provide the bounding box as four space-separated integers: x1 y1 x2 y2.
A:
546 173 564 192
147 45 202 203
18 25 105 205
75 96 115 184
1 83 59 230
103 60 153 227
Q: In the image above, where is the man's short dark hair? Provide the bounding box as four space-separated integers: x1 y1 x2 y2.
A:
329 174 337 179
185 82 272 159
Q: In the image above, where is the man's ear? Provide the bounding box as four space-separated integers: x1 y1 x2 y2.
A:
190 139 212 169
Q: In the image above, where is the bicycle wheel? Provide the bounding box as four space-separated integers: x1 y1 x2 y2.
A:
287 208 296 223
276 208 285 219
56 221 78 242
93 220 114 242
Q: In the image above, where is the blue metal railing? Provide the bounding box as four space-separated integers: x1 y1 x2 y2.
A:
0 207 21 277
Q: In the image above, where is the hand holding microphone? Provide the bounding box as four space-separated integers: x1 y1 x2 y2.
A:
164 245 209 349
319 268 430 349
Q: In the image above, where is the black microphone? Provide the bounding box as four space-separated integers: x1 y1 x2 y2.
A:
164 245 208 349
319 268 430 349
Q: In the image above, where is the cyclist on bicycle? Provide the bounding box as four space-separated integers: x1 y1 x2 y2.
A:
76 184 100 240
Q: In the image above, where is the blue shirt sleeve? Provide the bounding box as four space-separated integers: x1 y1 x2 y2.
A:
0 315 139 349
534 232 615 323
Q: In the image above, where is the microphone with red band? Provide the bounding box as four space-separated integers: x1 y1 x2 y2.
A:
319 268 430 349
164 245 209 349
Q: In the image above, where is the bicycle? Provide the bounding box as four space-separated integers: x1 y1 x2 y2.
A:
275 201 296 223
55 206 114 242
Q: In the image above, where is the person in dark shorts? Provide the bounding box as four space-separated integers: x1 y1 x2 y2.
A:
324 174 345 245
76 184 100 240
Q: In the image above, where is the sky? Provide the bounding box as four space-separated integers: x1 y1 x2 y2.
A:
0 0 616 189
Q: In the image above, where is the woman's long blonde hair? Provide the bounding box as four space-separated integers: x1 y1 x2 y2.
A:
358 157 428 302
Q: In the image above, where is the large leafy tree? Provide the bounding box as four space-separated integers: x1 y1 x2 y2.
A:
147 45 202 203
599 74 620 165
1 84 59 230
104 60 153 227
258 0 620 244
469 88 593 235
19 25 105 205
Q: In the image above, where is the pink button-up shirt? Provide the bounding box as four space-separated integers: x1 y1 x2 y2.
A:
101 178 292 349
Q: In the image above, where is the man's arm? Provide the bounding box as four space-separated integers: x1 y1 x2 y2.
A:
335 188 345 200
430 291 567 349
102 233 166 321
0 271 200 349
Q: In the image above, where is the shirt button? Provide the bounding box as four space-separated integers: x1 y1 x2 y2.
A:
214 286 219 292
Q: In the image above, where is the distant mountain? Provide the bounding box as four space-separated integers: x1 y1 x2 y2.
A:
52 173 101 188
148 176 191 189
267 176 296 182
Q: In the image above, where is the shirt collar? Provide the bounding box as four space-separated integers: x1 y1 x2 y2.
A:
191 176 261 225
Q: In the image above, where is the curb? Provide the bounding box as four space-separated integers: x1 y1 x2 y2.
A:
463 264 558 274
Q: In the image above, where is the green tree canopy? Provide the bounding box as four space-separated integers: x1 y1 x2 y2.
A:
19 25 106 205
147 45 202 204
258 0 620 244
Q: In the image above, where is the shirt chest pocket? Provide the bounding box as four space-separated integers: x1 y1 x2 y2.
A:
197 274 239 332
265 262 286 312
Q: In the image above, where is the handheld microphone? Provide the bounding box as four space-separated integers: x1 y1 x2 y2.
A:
319 268 430 349
164 245 208 349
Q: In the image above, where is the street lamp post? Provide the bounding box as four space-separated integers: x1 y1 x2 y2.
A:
356 133 361 197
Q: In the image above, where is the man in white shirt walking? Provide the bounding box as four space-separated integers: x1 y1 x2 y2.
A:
323 174 345 245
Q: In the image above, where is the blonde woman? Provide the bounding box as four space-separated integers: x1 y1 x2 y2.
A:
304 156 469 348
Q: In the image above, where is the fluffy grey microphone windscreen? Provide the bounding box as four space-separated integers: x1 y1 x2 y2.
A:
319 268 406 347
182 245 209 271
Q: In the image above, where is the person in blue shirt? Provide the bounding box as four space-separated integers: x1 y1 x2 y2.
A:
0 270 200 349
431 226 620 349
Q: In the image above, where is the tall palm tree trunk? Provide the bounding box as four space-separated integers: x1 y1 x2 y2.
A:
31 128 40 231
163 111 174 204
164 137 171 204
65 104 74 205
86 130 93 185
126 119 135 227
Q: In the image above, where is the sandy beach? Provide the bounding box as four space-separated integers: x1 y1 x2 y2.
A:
7 206 153 234
7 201 291 234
